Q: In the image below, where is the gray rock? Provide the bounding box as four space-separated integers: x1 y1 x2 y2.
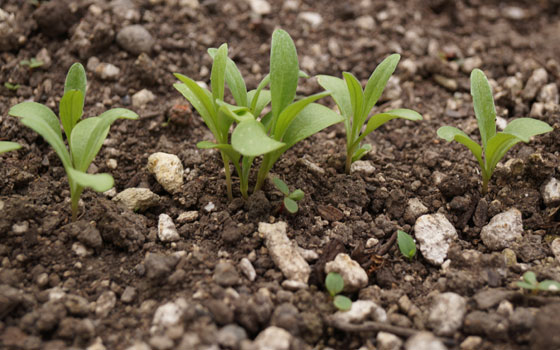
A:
77 223 103 249
461 56 482 74
111 0 141 22
414 214 457 265
249 0 271 15
144 253 179 280
0 284 22 318
239 258 256 282
147 152 184 194
152 298 188 332
157 214 180 242
177 211 198 223
95 291 116 318
64 294 89 316
537 83 559 104
377 331 402 350
113 188 160 212
217 324 247 349
404 331 447 350
125 342 151 350
116 25 154 55
551 239 560 264
259 222 310 284
404 198 429 224
253 326 291 350
332 300 386 324
94 63 120 80
428 292 467 336
542 178 560 206
356 15 375 30
149 335 173 350
132 89 156 108
531 304 560 350
481 208 523 250
298 12 323 28
474 289 515 309
460 336 482 350
121 286 137 304
523 68 548 101
270 303 301 335
463 311 508 340
350 160 375 176
213 261 240 286
324 253 368 292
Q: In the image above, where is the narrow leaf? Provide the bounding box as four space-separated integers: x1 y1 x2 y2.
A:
197 141 241 166
67 167 114 192
59 90 84 141
362 54 400 117
210 44 228 102
0 141 21 154
317 75 352 118
209 47 248 107
270 29 299 118
282 103 344 149
502 118 553 142
397 230 416 259
289 189 304 201
274 91 330 140
64 63 87 106
355 109 422 147
351 144 372 162
232 120 285 157
174 74 217 135
325 272 344 296
283 197 298 213
273 177 290 195
250 75 271 113
9 102 62 141
248 89 272 118
471 69 496 149
19 116 71 168
437 126 484 169
485 132 523 175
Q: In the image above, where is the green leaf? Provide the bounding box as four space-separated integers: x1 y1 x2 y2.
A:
232 120 285 157
71 108 138 172
274 91 330 140
59 90 84 142
197 141 241 165
317 75 352 118
343 72 364 129
0 141 21 154
250 75 271 113
522 271 538 285
437 126 484 169
64 63 87 106
351 144 372 162
538 280 560 292
216 101 253 123
333 295 352 311
289 189 304 201
208 47 248 107
248 89 271 118
325 272 344 296
282 103 344 149
174 74 218 136
273 177 290 195
9 102 62 141
67 167 114 192
516 281 537 290
502 118 553 142
355 109 423 147
362 54 400 119
210 44 228 102
484 133 522 176
283 197 298 213
270 29 299 119
470 69 496 149
397 230 416 259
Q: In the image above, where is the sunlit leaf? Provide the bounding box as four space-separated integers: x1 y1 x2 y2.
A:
232 120 285 157
67 167 114 192
0 141 21 154
397 230 416 259
270 29 299 119
333 295 352 311
471 69 496 149
325 272 344 296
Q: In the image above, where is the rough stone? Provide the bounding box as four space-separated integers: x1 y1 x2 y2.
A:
414 214 458 265
324 253 368 292
522 68 548 101
481 208 523 250
542 177 560 206
144 253 179 280
95 291 116 318
213 261 239 286
298 12 323 28
152 298 188 332
113 188 160 212
404 198 429 224
332 300 386 324
460 336 482 350
350 160 375 176
157 214 180 242
132 89 156 108
239 258 256 282
121 286 137 304
377 331 403 350
116 25 154 55
259 222 310 284
404 331 447 350
531 303 560 350
217 324 247 349
253 326 292 350
94 63 120 80
428 292 467 336
249 0 271 15
537 83 559 104
551 239 560 264
147 152 184 194
177 211 198 223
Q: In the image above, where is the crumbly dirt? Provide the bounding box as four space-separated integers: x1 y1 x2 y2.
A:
1 0 560 349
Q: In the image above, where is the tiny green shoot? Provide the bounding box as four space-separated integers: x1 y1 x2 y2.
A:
397 230 416 260
318 54 422 174
272 177 304 214
4 82 20 91
517 271 560 293
325 272 352 311
0 141 21 154
9 63 138 221
20 58 44 69
437 69 553 194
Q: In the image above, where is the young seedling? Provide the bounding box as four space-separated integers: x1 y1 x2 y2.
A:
20 58 44 69
0 141 21 154
325 272 352 311
272 177 304 214
4 82 20 91
437 69 553 194
174 29 343 199
397 230 416 260
318 54 423 174
517 271 560 293
9 63 138 221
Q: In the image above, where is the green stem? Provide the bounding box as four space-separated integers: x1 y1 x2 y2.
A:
345 150 352 175
69 182 83 222
482 177 489 195
220 152 233 201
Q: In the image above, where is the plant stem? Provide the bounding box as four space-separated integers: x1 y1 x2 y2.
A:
221 152 233 201
345 151 352 175
482 177 489 195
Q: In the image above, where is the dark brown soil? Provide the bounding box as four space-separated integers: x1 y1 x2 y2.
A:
1 1 560 350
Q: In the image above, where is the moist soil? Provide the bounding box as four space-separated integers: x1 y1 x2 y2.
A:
1 0 560 349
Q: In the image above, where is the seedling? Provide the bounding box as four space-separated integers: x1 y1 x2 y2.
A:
272 177 304 214
0 141 21 154
174 29 342 199
437 69 552 194
517 271 560 293
4 82 20 91
325 272 352 311
20 58 44 69
397 230 416 260
9 63 138 221
318 54 422 174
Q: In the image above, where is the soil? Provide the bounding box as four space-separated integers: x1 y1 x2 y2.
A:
1 0 560 350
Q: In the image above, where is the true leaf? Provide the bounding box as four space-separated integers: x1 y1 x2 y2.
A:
208 47 248 107
522 271 538 285
59 90 84 142
248 89 271 118
351 144 372 162
283 197 298 213
274 91 330 140
0 141 21 154
273 177 290 195
355 109 423 147
470 69 496 149
232 120 285 157
289 189 304 201
343 72 365 135
210 43 228 102
270 29 299 119
282 103 344 149
538 280 560 292
362 54 400 119
437 126 484 168
325 272 344 296
9 102 62 141
174 74 218 135
64 63 87 106
333 295 352 311
397 230 416 259
317 75 352 118
67 167 114 192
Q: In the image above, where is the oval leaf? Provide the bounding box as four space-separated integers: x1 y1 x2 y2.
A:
283 197 298 213
333 295 352 311
67 167 114 192
273 177 290 195
325 272 344 296
289 189 304 201
317 75 352 118
64 63 87 105
232 120 285 157
397 230 416 259
282 103 344 149
502 118 552 142
270 29 299 118
471 69 496 149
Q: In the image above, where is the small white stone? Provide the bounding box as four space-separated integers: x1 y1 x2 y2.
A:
428 292 466 336
177 211 198 223
113 188 160 211
356 15 375 30
332 300 387 324
298 12 323 28
460 336 483 350
152 298 188 332
542 177 560 206
204 202 215 212
366 237 379 248
106 158 118 169
414 214 457 265
325 253 368 292
86 338 106 350
95 291 117 318
253 326 291 350
147 152 184 194
550 239 560 264
11 221 29 234
72 242 92 257
401 58 417 76
350 160 375 176
103 187 117 198
94 63 120 80
249 0 271 15
481 208 523 250
537 83 559 104
461 56 482 74
125 342 151 350
297 247 319 262
281 280 308 290
377 331 402 350
239 258 256 281
260 222 311 284
158 214 180 242
405 332 447 350
132 89 156 108
496 117 507 131
523 68 548 101
404 198 429 223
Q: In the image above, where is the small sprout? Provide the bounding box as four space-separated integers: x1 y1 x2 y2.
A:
437 69 553 194
517 271 560 293
325 272 352 311
4 82 20 91
0 141 21 154
20 58 44 69
9 63 138 221
273 177 304 214
397 230 416 260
